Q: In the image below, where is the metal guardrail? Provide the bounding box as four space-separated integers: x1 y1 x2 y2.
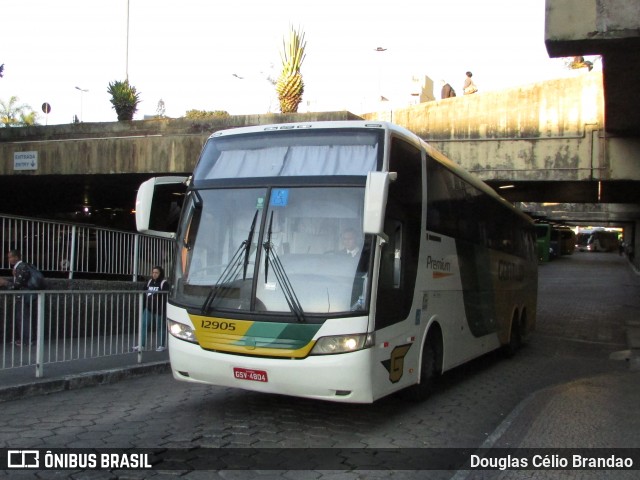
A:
1 290 168 377
0 214 174 280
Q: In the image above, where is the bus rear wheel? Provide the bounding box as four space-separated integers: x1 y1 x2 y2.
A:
401 335 439 402
502 315 522 358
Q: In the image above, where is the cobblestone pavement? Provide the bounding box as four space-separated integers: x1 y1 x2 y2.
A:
1 253 638 479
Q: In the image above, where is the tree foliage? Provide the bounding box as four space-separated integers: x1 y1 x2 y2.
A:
565 56 594 71
0 96 39 127
184 109 230 120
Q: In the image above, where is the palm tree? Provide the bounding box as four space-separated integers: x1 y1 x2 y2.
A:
0 96 38 127
107 79 141 121
276 26 307 113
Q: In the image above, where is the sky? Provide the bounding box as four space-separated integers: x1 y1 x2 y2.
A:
1 0 598 125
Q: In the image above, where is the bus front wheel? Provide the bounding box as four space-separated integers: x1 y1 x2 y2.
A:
401 334 440 402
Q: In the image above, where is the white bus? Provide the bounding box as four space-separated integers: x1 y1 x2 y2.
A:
136 121 538 404
576 229 619 252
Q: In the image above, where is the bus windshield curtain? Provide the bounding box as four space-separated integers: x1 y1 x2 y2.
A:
206 145 377 179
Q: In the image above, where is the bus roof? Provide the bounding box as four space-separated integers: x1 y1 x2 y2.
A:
208 120 397 138
207 121 532 224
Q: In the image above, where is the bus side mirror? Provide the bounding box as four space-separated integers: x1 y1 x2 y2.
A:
363 171 397 240
136 176 189 238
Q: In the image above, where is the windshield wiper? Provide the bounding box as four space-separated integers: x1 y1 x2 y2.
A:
243 210 259 280
263 213 305 322
201 210 258 314
264 211 273 283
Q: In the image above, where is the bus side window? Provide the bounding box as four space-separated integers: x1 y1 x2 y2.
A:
379 220 403 290
427 157 456 236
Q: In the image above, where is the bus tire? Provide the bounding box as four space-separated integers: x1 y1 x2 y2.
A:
401 334 440 402
502 314 521 358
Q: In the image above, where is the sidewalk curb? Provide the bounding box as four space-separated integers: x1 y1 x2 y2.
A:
0 361 171 403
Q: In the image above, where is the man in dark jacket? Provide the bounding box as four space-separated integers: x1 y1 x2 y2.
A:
0 250 34 346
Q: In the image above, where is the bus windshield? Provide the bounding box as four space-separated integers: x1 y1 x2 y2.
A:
175 186 372 317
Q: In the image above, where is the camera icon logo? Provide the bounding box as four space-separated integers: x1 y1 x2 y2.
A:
7 450 40 468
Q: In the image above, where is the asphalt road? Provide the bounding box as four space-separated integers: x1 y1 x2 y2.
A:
1 252 639 479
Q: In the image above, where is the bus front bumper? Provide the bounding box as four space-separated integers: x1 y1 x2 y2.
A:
168 335 376 403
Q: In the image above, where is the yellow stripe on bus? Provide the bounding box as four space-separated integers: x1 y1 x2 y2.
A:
188 314 317 358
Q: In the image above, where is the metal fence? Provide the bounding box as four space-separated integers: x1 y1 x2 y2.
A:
0 214 174 280
1 290 169 377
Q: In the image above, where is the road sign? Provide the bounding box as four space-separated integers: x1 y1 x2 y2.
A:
14 151 38 171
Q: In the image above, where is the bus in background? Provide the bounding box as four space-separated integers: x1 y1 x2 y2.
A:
537 224 575 260
576 231 591 251
535 223 551 262
577 228 619 252
552 226 576 256
136 121 538 404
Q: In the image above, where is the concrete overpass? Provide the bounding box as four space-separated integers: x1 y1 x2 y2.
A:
2 1 638 221
2 71 635 223
368 0 640 229
363 71 639 225
0 69 640 223
543 0 640 225
1 0 639 255
545 0 640 138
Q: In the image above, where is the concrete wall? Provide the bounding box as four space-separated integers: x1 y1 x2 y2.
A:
3 72 639 220
364 71 611 183
0 112 360 176
0 74 617 184
1 74 613 184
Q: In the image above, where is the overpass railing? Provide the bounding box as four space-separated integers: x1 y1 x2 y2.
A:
1 290 168 378
0 214 174 280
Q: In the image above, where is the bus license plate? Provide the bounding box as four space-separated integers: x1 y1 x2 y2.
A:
233 367 268 383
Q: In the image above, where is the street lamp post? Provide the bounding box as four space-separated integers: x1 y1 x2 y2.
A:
126 0 130 80
75 86 89 122
231 72 276 113
374 47 387 111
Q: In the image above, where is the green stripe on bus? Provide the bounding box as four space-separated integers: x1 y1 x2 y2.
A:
234 322 322 350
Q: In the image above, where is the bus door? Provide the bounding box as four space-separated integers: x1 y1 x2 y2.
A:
370 138 423 397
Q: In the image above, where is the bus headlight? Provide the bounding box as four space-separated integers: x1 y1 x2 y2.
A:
310 333 374 355
168 319 198 344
